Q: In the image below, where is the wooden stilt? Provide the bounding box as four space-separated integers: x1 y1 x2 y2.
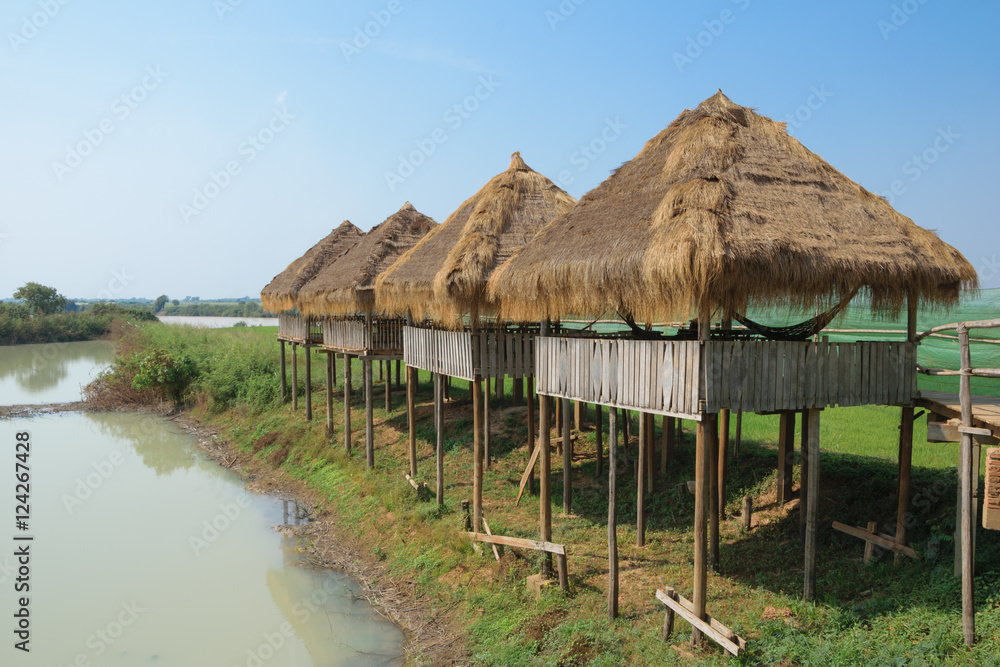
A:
574 400 582 432
279 340 287 401
734 411 743 459
563 397 572 514
385 360 391 413
958 324 976 647
691 301 711 648
742 495 752 531
540 384 552 578
777 412 794 505
799 409 809 541
364 357 374 469
325 352 333 434
527 375 535 495
646 412 654 493
595 405 603 478
719 408 729 516
344 354 352 453
804 408 821 600
304 346 312 421
496 375 504 401
709 413 719 570
484 378 491 470
637 412 647 547
555 398 562 437
395 359 401 389
513 375 523 405
291 343 298 410
896 293 918 562
407 365 417 477
608 406 619 621
473 374 484 533
662 416 674 474
435 373 444 505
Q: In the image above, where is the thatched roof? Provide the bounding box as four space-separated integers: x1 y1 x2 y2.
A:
488 91 977 323
297 202 438 316
260 221 363 313
375 153 578 320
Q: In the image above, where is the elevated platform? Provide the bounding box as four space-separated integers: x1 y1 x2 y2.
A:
917 391 1000 436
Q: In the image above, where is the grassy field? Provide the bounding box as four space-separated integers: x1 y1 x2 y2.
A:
101 319 1000 665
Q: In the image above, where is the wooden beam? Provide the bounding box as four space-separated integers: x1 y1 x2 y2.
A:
777 412 794 504
709 412 719 570
637 411 646 547
958 324 976 647
407 366 417 477
464 532 565 555
279 340 287 401
343 354 352 453
540 320 552 579
864 521 878 564
481 517 501 561
325 351 333 433
719 408 730 520
608 406 619 621
527 374 535 496
692 301 710 647
435 373 444 505
473 373 483 533
364 357 374 469
563 396 572 515
804 408 820 600
595 404 603 479
304 345 312 421
515 441 541 506
656 589 743 656
832 521 919 559
291 343 298 410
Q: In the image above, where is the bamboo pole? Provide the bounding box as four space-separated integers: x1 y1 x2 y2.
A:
958 324 976 647
637 411 647 547
709 412 719 570
325 352 333 434
719 408 729 515
691 302 710 647
563 397 572 514
407 366 417 477
279 340 287 402
291 343 298 410
540 319 552 578
344 354 352 453
804 408 821 600
304 346 312 421
364 357 374 469
435 373 444 505
608 406 619 621
895 292 917 562
595 404 603 478
484 377 491 470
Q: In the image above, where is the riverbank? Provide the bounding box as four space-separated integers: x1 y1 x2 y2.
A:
84 322 1000 665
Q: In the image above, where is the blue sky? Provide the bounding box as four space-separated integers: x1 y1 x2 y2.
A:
1 0 997 300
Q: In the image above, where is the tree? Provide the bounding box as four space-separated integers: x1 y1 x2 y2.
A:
13 282 68 315
171 299 179 306
153 295 168 313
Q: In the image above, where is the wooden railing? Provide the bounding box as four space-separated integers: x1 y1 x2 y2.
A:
278 313 317 342
322 316 406 354
402 326 535 380
533 337 918 418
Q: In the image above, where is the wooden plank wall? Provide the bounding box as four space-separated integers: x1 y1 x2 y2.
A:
279 313 309 341
703 340 917 413
534 338 703 419
324 317 406 353
476 331 534 379
533 337 917 417
403 326 476 381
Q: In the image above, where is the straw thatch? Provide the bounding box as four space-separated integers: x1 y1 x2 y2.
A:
375 153 577 320
488 91 977 323
260 221 363 313
297 202 438 316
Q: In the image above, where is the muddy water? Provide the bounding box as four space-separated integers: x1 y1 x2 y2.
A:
0 342 405 666
0 341 115 405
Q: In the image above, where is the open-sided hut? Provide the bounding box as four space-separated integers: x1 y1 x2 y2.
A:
296 202 437 465
260 220 363 409
488 91 977 652
376 152 577 534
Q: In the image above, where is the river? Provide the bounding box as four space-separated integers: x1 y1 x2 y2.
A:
0 342 405 665
157 316 278 328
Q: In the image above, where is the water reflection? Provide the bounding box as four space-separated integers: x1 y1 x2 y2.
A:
0 340 115 404
83 411 196 477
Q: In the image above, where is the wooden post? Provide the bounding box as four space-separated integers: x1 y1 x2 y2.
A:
496 375 504 401
595 405 603 478
637 411 646 547
799 409 809 541
662 416 674 474
385 361 391 413
473 374 483 534
279 340 287 401
435 373 444 505
304 346 313 421
555 398 562 438
407 365 417 477
344 354 352 453
734 411 743 459
563 397 572 514
395 359 401 389
325 352 333 434
864 521 878 564
377 359 382 382
895 292 917 561
742 495 752 531
719 408 729 517
484 377 491 470
709 413 720 570
691 302 710 647
574 400 582 432
513 375 523 405
526 375 536 495
646 413 654 493
804 408 821 600
958 324 976 647
291 343 298 410
540 382 552 578
608 406 619 621
777 412 794 505
364 357 374 469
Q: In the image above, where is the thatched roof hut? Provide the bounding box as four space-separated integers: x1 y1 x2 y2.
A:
376 152 578 320
488 91 977 323
297 202 438 316
260 221 364 313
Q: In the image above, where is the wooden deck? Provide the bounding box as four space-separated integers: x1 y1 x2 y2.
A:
917 390 1000 436
403 326 534 381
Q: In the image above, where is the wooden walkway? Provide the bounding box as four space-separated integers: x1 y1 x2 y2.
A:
917 390 1000 435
